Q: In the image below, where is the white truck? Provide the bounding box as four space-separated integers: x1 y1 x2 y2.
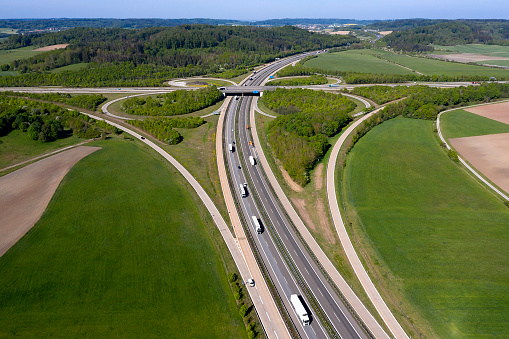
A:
229 143 234 152
251 216 262 234
249 155 256 166
240 184 247 198
290 294 310 326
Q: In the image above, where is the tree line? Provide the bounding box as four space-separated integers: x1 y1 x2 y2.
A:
261 88 355 186
269 75 327 86
378 20 509 52
348 82 509 150
0 25 358 87
127 116 205 145
122 86 222 116
0 94 120 141
3 91 107 110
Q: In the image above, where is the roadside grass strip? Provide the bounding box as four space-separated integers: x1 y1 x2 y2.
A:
343 117 509 338
0 139 246 338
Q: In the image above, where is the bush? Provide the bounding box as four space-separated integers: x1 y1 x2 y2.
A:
239 304 249 317
447 149 459 162
228 272 238 283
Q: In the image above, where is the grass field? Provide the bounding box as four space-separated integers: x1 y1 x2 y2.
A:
0 46 41 66
305 49 509 78
475 60 509 67
50 63 89 73
433 44 509 58
304 50 414 75
441 108 509 139
343 117 509 338
0 130 83 170
0 138 247 338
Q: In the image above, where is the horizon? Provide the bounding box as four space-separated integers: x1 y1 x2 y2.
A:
1 0 508 21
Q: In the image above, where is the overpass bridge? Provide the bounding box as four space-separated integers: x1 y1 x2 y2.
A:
221 85 276 96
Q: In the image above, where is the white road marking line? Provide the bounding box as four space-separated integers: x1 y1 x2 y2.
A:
266 312 271 321
259 296 263 304
334 313 341 322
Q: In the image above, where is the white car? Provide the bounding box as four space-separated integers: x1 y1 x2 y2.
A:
247 279 255 287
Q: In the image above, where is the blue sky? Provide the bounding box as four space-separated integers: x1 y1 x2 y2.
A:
2 0 508 20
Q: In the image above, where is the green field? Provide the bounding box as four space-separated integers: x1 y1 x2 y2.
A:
0 130 83 170
441 108 509 139
50 62 90 73
0 138 246 338
343 117 509 338
305 49 509 78
304 50 414 75
433 44 509 58
0 46 42 65
475 60 509 67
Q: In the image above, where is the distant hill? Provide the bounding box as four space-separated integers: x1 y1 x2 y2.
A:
377 20 509 52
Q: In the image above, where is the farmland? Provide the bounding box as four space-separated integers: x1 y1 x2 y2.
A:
432 44 509 58
0 138 246 338
304 49 509 78
342 117 509 338
440 108 509 139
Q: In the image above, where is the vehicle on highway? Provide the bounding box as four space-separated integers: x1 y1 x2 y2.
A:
290 294 310 326
229 143 234 152
141 136 145 140
218 87 226 90
247 278 255 287
235 96 239 100
240 184 247 198
249 156 256 166
251 216 263 234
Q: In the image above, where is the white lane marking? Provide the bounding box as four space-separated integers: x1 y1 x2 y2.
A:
318 288 323 297
266 312 271 322
310 326 316 335
283 276 288 284
274 330 279 339
260 295 263 304
304 267 310 275
334 313 341 322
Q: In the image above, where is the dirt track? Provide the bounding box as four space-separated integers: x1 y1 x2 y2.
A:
429 53 509 63
0 146 100 257
466 101 509 124
450 133 509 194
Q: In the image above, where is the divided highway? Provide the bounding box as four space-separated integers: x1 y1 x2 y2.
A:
223 54 369 338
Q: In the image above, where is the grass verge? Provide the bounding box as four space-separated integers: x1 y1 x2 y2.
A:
0 137 248 338
342 117 509 338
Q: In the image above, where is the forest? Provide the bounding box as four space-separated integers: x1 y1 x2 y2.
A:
2 92 107 110
0 25 358 87
127 116 205 144
261 88 355 186
379 20 509 52
122 87 222 116
0 94 120 141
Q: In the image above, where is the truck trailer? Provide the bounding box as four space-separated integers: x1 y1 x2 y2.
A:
290 294 310 326
251 216 262 234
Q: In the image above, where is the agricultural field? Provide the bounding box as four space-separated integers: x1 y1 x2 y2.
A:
0 46 41 66
50 63 89 73
0 138 247 338
343 117 509 338
432 44 509 58
305 49 509 78
0 130 83 170
440 108 509 139
304 50 414 75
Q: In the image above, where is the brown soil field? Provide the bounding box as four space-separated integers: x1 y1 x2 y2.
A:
450 133 509 194
466 101 509 125
33 44 69 51
378 31 393 36
0 146 100 257
330 31 351 35
429 53 509 63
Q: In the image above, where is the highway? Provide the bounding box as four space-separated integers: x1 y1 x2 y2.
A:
223 53 369 339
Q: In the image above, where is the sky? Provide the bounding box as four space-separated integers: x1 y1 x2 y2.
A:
1 0 508 21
